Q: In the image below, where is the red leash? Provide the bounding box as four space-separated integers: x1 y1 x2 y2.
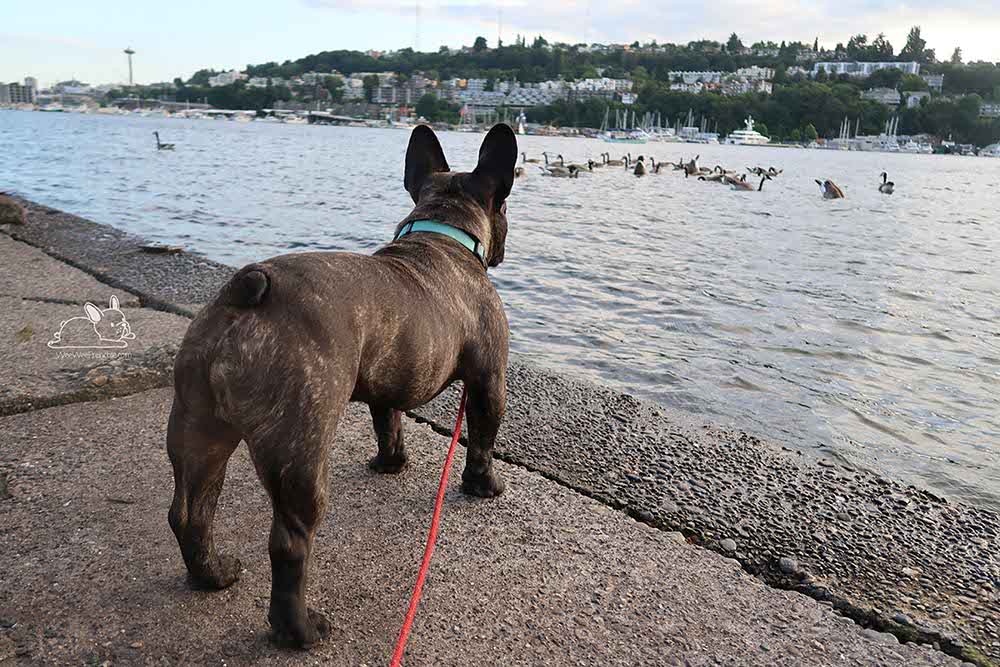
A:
389 386 468 667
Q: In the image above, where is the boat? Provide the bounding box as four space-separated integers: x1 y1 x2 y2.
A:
598 108 649 144
980 143 1000 157
283 115 308 125
724 115 770 145
516 110 526 135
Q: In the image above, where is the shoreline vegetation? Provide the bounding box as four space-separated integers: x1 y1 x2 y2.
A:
25 26 1000 148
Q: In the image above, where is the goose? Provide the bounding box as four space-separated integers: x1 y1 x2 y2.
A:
878 172 894 194
514 166 527 179
153 131 175 150
650 157 663 174
540 164 580 178
589 156 606 169
603 153 626 167
732 174 772 191
633 156 647 176
683 155 701 177
767 166 783 176
816 179 845 199
520 152 541 164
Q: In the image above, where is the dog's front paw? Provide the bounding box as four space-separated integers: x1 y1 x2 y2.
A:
368 452 408 474
188 554 242 590
270 608 331 649
461 469 505 498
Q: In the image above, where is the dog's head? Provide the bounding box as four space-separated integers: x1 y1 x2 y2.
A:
401 123 517 268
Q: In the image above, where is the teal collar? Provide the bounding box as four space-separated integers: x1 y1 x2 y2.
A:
395 219 487 269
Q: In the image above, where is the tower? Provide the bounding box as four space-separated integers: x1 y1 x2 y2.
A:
124 47 135 86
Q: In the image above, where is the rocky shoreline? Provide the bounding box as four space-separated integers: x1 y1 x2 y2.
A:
2 197 997 665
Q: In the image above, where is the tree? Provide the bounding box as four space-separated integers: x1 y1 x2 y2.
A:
846 34 868 60
804 123 819 141
362 74 379 102
900 74 928 92
532 35 548 49
755 121 769 137
951 47 963 65
473 36 488 52
814 37 819 52
900 26 928 62
789 128 802 141
727 33 743 53
870 33 894 59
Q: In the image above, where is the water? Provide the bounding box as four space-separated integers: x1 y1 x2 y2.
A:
3 110 999 510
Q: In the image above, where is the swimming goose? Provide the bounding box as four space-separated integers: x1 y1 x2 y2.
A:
540 164 580 178
603 153 626 167
153 132 175 150
633 156 647 176
731 174 771 191
878 172 894 194
514 166 527 179
521 152 541 164
683 155 701 177
816 179 845 199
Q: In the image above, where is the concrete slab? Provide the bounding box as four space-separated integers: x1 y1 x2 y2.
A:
0 234 139 306
2 198 233 307
0 297 189 416
415 364 1000 664
0 389 959 666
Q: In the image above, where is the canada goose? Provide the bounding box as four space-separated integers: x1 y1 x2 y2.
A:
683 155 701 177
603 153 626 167
816 179 845 199
153 131 175 150
540 164 580 178
633 156 647 176
520 152 540 164
732 174 772 191
514 166 527 179
878 172 894 194
699 171 726 183
650 157 663 174
767 167 783 176
589 156 606 168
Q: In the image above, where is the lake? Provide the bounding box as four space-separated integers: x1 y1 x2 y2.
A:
2 110 998 510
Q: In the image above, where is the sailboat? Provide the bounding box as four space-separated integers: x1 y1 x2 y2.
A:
598 107 648 144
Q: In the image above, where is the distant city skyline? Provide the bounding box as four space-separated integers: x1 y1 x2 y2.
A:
3 0 998 87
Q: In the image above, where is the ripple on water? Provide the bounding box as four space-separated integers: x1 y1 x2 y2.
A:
4 111 1000 511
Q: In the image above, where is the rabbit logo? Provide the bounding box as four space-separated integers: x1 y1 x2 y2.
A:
47 295 137 349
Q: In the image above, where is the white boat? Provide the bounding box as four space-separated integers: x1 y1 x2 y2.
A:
283 116 307 125
725 116 770 145
598 108 649 144
981 143 1000 157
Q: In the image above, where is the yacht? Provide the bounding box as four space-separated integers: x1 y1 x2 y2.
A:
981 143 1000 158
724 116 770 145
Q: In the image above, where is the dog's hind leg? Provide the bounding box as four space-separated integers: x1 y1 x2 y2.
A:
246 405 342 649
367 405 407 473
461 369 506 498
167 400 243 590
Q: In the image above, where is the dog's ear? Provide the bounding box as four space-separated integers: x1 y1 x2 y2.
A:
473 123 518 207
404 125 449 204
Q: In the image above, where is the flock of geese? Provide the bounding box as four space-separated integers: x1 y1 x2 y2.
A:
517 151 897 198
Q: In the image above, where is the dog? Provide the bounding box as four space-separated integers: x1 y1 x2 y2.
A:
167 123 516 649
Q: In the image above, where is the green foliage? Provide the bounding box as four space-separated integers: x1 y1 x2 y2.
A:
789 128 802 141
803 123 819 141
415 93 460 123
950 47 962 65
362 74 379 103
899 74 928 92
473 36 488 52
900 26 935 63
726 33 743 52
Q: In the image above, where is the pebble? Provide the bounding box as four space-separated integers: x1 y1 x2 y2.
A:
779 557 799 575
720 538 737 553
665 532 686 545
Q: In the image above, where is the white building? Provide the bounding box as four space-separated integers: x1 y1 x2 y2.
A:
860 87 901 105
903 91 930 108
734 66 774 80
980 103 1000 118
921 74 944 92
669 71 722 85
208 70 247 87
813 61 920 77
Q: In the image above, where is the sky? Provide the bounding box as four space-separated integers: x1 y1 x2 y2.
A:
2 0 999 87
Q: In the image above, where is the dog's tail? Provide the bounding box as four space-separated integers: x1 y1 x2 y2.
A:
224 265 270 307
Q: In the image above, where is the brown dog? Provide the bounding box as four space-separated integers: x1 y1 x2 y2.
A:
167 124 516 648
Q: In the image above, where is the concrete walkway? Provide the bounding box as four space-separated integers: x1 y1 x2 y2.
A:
0 206 969 665
0 390 960 666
